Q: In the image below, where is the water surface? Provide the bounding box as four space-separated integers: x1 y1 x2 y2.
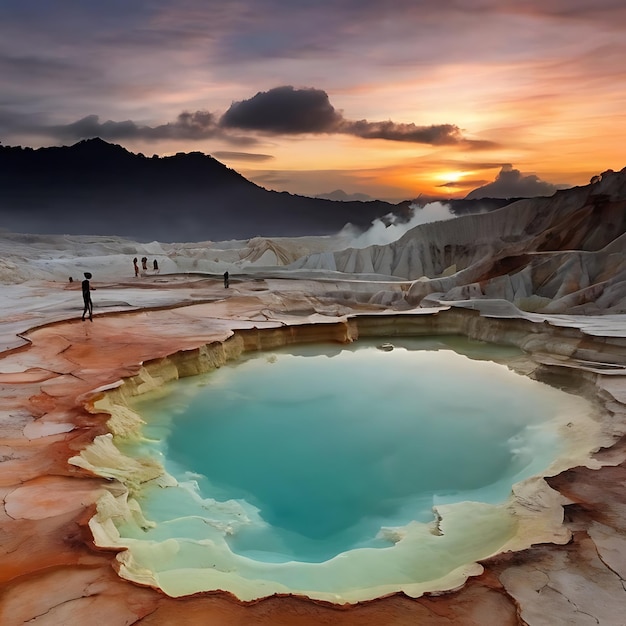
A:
114 336 591 600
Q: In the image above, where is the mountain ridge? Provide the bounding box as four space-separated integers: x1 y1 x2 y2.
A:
0 138 511 242
1 139 407 241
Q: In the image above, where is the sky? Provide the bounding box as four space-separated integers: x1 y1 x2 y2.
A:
1 0 625 202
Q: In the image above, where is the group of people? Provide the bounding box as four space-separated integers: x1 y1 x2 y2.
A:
79 263 233 322
133 256 159 277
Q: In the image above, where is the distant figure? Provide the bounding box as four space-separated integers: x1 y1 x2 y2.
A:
153 258 159 271
133 257 139 277
141 256 148 271
68 276 73 283
81 272 94 321
223 271 230 288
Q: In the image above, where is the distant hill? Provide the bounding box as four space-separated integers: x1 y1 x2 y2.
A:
0 139 412 242
315 190 373 202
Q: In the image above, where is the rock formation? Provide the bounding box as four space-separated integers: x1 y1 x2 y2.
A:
293 167 626 314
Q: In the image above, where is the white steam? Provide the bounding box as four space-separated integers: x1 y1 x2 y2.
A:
347 202 455 249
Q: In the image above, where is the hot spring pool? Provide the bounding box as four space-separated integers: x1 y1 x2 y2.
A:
108 336 597 602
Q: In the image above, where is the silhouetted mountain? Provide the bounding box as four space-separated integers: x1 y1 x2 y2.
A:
0 139 413 242
316 189 373 202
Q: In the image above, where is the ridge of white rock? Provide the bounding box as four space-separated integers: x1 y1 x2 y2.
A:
290 168 626 314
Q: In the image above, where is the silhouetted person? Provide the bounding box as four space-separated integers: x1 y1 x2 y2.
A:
141 256 148 271
68 276 73 283
133 257 139 277
153 258 159 271
81 272 94 321
223 271 230 288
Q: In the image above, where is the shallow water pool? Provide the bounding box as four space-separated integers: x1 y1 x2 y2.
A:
113 336 593 601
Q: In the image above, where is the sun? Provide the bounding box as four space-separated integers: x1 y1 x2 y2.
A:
436 171 465 183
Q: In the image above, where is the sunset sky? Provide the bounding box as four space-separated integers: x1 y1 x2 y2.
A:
1 0 625 202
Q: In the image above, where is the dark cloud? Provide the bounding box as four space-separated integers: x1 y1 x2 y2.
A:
438 179 489 189
465 164 568 199
212 151 274 162
221 86 342 134
49 111 217 141
339 120 463 145
3 82 494 152
339 120 498 148
221 86 495 148
40 112 255 146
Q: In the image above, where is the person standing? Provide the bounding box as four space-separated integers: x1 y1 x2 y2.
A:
133 257 139 277
81 272 94 321
223 271 230 288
